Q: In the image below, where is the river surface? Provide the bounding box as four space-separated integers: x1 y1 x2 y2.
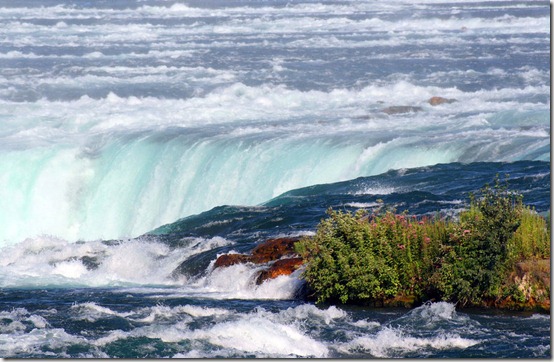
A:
0 0 550 358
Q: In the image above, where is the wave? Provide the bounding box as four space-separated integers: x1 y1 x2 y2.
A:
0 83 549 243
0 86 549 244
0 300 489 358
0 235 231 288
1 2 546 20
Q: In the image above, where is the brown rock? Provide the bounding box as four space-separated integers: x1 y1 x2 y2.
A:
256 258 304 285
428 96 456 106
515 259 550 288
251 237 301 264
213 253 252 268
381 106 423 115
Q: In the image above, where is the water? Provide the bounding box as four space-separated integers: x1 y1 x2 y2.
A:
0 0 550 358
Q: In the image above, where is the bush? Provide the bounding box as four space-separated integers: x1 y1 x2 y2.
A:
296 209 450 304
296 177 550 307
295 210 401 304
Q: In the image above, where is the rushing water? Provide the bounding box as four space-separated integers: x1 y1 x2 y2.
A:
0 0 550 358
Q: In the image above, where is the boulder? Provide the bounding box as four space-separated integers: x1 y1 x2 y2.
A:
256 258 304 285
251 237 301 263
428 96 456 106
213 253 252 268
381 106 423 115
213 237 305 284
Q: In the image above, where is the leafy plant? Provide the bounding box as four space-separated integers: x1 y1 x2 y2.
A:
297 177 550 309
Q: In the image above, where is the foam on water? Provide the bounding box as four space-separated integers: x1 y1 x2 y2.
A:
0 298 548 358
0 231 306 299
335 302 480 358
342 328 479 358
187 316 329 357
82 303 341 357
167 261 306 300
70 302 134 322
0 308 92 358
0 235 232 287
2 5 547 38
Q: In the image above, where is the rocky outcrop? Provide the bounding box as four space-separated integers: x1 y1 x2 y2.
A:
469 259 551 313
213 253 252 268
505 259 550 312
428 96 456 106
213 237 304 284
251 237 300 263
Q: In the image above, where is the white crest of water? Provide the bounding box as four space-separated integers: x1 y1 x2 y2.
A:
0 82 548 244
342 327 479 358
0 235 232 288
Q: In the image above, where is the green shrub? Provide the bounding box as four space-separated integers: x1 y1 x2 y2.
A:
296 209 401 304
296 209 447 304
432 176 547 305
507 206 550 261
297 177 550 308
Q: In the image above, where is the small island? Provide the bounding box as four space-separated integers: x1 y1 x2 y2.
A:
216 178 550 313
297 177 550 312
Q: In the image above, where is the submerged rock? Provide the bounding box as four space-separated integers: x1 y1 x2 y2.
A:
80 256 100 270
381 106 423 115
428 96 456 106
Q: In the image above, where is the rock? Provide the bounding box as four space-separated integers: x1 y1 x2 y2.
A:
383 294 418 308
80 256 100 270
381 106 423 115
213 237 305 284
213 253 252 268
428 96 456 106
479 258 551 313
251 237 301 264
256 258 304 285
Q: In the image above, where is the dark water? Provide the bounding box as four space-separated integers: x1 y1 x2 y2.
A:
0 0 550 358
0 289 550 358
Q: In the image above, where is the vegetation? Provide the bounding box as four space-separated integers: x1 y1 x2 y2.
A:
295 177 550 311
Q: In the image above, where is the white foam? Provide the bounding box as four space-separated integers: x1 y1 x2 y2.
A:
87 303 330 357
350 319 381 329
1 8 547 43
341 327 479 358
93 329 130 346
52 259 88 279
344 202 382 208
418 301 458 321
178 305 230 318
189 316 328 357
278 304 347 325
0 235 232 287
183 262 305 300
70 302 132 322
0 307 89 357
